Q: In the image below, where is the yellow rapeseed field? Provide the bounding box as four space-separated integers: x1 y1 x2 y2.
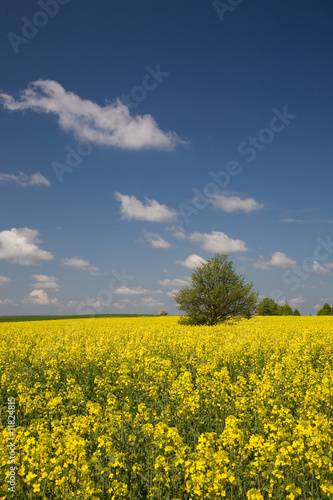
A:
1 316 333 499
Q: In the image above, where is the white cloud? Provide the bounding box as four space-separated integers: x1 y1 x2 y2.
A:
0 298 17 306
0 80 185 150
69 297 104 313
65 300 81 309
112 299 130 309
115 286 149 295
0 276 11 286
166 289 179 297
253 251 297 269
211 194 263 212
176 254 207 269
252 260 269 270
159 277 191 287
289 296 306 307
115 192 177 222
61 257 100 275
269 252 297 268
311 261 330 274
31 274 60 290
189 231 248 253
140 297 164 308
23 289 59 306
140 232 171 248
277 299 286 306
324 263 333 270
167 225 186 239
0 172 50 187
0 228 53 265
88 300 103 311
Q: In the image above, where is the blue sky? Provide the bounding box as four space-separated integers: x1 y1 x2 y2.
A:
1 0 333 315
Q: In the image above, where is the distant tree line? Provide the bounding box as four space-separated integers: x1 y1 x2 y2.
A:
257 298 333 316
256 298 300 316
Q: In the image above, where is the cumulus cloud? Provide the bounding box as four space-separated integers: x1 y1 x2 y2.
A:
140 231 171 248
289 296 306 307
30 274 60 290
176 254 207 269
167 226 186 239
61 257 100 275
140 297 164 308
115 192 177 222
112 299 130 309
0 228 53 265
0 80 185 150
189 231 248 253
115 286 149 295
0 276 11 286
23 289 59 305
68 297 104 313
253 252 297 270
310 261 330 274
211 194 263 212
0 298 17 306
324 263 333 270
159 277 191 287
0 172 50 187
166 289 179 298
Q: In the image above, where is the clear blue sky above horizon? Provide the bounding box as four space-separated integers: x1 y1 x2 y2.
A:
1 0 333 315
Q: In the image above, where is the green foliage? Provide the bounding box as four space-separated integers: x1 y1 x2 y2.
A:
257 298 281 316
317 303 333 316
281 302 294 316
257 299 301 316
174 253 258 325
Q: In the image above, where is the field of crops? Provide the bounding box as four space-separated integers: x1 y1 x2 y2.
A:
1 316 333 499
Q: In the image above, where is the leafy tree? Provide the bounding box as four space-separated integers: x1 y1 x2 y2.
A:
174 253 258 325
281 302 293 316
276 305 283 315
317 303 333 316
293 309 301 316
158 309 168 316
257 298 281 316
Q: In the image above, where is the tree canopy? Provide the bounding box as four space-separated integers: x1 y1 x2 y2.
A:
256 298 281 316
281 302 294 316
317 303 333 316
174 253 258 325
